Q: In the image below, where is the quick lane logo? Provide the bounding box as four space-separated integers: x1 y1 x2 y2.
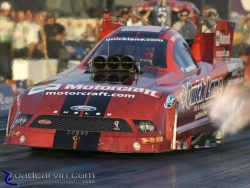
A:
70 106 97 111
180 76 223 109
215 31 230 46
2 170 18 186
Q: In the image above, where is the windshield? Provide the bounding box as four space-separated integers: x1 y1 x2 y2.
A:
88 37 167 68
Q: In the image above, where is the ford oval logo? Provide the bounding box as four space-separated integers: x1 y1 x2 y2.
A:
164 95 176 108
70 105 97 111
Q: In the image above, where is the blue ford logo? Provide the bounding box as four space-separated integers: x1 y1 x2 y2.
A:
71 106 97 111
164 95 176 108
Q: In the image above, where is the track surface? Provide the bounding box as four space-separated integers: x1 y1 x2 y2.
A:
0 122 250 188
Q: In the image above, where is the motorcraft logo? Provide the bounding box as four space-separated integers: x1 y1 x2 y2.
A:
215 31 230 46
180 76 223 109
28 84 62 95
71 106 97 111
28 84 162 99
46 91 136 99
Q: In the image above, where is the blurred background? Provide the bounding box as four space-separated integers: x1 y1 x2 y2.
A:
0 0 250 118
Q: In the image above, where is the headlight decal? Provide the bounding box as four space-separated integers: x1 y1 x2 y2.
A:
14 114 33 126
133 120 157 132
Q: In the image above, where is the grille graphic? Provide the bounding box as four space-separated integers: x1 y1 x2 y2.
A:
29 115 132 132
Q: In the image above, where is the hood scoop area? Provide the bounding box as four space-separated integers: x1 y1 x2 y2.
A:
92 72 135 85
89 55 139 84
91 55 137 72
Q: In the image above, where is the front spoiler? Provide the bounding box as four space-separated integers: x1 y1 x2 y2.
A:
5 130 173 153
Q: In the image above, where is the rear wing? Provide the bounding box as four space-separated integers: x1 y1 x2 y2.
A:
99 17 126 41
191 20 235 64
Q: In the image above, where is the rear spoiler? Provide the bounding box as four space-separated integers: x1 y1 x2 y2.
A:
99 17 126 41
191 20 235 64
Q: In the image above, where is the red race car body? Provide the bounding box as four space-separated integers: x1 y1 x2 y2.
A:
5 18 244 153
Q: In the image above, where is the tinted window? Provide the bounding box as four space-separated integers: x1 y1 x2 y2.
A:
173 39 197 74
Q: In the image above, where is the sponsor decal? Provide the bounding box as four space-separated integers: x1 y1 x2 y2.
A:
216 50 230 57
114 121 120 131
164 95 176 108
29 84 162 99
133 142 141 150
180 76 223 109
193 100 213 120
195 110 208 120
227 62 244 85
28 84 62 95
105 37 163 42
20 135 25 143
70 105 97 111
64 84 160 98
228 77 244 85
46 91 136 99
185 64 196 73
38 119 52 125
193 100 212 112
227 62 239 72
44 85 161 99
60 91 89 116
215 31 230 46
170 33 182 42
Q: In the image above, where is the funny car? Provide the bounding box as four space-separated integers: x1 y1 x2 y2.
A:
5 18 244 153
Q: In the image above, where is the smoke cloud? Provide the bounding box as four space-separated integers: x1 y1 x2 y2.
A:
208 85 250 136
